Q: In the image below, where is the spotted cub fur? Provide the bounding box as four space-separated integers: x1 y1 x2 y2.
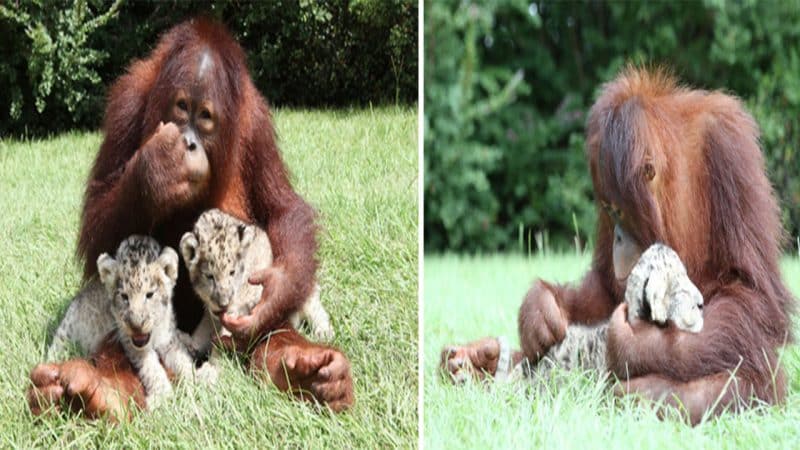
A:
519 243 704 380
47 236 197 408
180 209 332 378
623 243 704 332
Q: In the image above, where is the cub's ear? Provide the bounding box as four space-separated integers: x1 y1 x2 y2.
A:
97 253 118 287
180 232 199 267
159 247 180 283
237 224 256 247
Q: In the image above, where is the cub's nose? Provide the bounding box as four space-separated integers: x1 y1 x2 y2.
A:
213 292 230 308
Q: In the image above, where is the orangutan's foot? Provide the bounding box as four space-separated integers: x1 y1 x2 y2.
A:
252 344 354 412
441 337 513 384
28 360 130 422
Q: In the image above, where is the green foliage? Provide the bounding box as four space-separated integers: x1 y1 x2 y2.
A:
424 0 800 253
0 0 417 137
0 0 122 133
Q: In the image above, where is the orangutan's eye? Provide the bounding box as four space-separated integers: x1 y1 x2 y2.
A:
644 162 656 181
603 202 622 223
614 224 624 244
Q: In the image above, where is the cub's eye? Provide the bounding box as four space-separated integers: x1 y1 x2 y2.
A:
229 270 235 276
146 291 154 299
120 293 129 301
205 273 214 281
177 99 189 111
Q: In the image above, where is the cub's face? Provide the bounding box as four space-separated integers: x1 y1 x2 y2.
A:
670 282 704 333
98 236 179 349
180 210 255 314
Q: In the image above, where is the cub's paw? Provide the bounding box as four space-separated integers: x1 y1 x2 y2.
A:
144 384 173 410
196 362 219 385
643 270 670 324
311 325 335 342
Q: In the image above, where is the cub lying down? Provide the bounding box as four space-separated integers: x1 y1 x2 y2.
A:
500 243 705 381
47 236 197 408
179 209 333 377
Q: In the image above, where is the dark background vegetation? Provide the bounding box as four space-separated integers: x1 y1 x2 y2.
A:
0 0 417 136
424 0 800 253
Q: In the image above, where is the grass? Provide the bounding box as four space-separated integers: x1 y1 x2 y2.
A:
0 106 418 448
424 253 800 450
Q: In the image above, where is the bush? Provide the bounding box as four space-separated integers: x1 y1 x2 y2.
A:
0 0 417 137
424 0 800 253
0 0 123 134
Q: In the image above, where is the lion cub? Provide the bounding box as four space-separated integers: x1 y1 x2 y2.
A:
47 236 196 408
179 209 333 373
495 243 704 382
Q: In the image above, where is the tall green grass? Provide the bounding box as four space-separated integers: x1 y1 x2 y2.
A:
0 107 418 448
424 253 800 449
